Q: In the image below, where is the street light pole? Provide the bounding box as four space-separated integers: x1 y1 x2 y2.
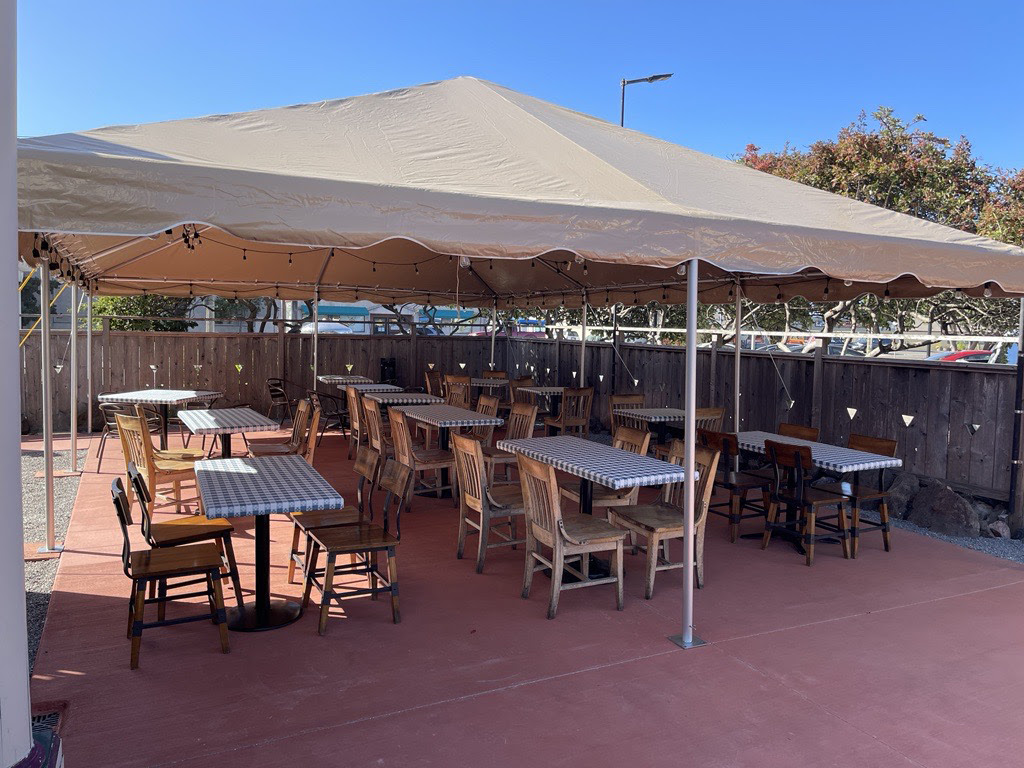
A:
619 72 673 127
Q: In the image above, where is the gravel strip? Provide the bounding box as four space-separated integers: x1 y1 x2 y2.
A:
22 448 87 672
856 509 1024 564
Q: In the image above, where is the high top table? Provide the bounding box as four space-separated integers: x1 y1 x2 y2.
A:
365 391 444 407
399 404 504 495
613 406 686 445
317 374 374 385
195 454 344 631
736 431 903 474
177 406 279 458
338 383 403 394
98 388 221 449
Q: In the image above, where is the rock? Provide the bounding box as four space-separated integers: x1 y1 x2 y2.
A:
886 472 921 519
987 520 1012 538
907 483 980 538
1012 528 1024 541
971 499 997 524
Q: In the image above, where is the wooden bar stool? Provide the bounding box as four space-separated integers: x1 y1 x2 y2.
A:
760 440 850 566
699 429 771 542
544 386 593 436
301 460 413 635
111 478 229 669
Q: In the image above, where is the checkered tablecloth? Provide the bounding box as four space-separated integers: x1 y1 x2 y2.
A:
365 391 443 406
497 435 691 490
317 374 373 385
98 389 221 405
399 404 504 428
736 431 903 473
196 455 344 519
519 386 564 396
613 407 686 423
471 378 510 388
176 407 280 436
339 383 403 393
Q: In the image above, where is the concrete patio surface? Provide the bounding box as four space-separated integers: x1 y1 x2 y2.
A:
25 430 1024 767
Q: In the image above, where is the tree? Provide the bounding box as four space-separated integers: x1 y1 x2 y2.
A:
211 297 278 333
91 295 197 331
740 108 1024 350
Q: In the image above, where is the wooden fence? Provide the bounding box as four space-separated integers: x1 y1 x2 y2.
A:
20 327 1021 500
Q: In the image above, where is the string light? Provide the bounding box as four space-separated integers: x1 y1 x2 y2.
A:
883 284 891 300
288 253 292 265
242 249 247 261
489 259 493 270
983 282 993 298
823 279 830 299
775 286 783 303
583 260 589 276
372 262 377 272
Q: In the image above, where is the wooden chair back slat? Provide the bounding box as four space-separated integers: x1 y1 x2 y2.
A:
110 478 135 578
506 402 538 440
661 440 721 521
778 422 819 442
345 386 363 434
452 433 486 514
694 407 726 432
697 429 739 464
445 376 472 409
378 459 413 539
126 463 156 544
387 408 415 467
352 446 380 520
517 453 563 540
302 408 321 465
612 425 651 456
557 387 594 430
471 394 499 443
424 370 444 397
117 413 155 495
288 399 312 450
765 439 813 506
363 398 387 456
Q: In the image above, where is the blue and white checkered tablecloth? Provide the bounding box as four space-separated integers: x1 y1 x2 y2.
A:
98 389 221 405
365 391 443 406
399 404 504 428
736 431 903 473
176 407 280 436
496 435 691 490
340 383 403 393
196 455 344 519
613 407 686 423
317 374 374 385
471 378 510 388
519 386 564 396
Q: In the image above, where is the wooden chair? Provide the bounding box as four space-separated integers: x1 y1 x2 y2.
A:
652 407 725 459
814 434 897 557
96 401 176 471
544 386 594 436
116 413 198 513
362 397 393 464
307 390 347 445
482 402 538 484
452 433 526 573
424 369 444 398
389 407 456 504
248 398 311 457
444 375 472 407
266 377 297 425
779 422 820 441
483 370 511 413
761 440 849 566
170 396 219 450
698 429 771 542
558 426 651 514
345 385 367 459
301 459 413 634
518 453 626 619
608 393 645 433
301 407 321 465
287 446 380 584
608 440 721 597
464 394 499 446
510 376 536 405
111 478 229 669
126 463 245 610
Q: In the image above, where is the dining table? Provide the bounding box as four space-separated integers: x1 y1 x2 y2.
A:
338 382 403 394
317 374 374 385
195 454 344 631
612 406 687 445
364 391 444 407
98 388 221 449
176 406 279 458
399 404 504 494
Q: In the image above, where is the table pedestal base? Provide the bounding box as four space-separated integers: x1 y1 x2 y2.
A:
227 599 302 632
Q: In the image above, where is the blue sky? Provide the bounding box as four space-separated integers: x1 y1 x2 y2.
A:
16 0 1023 170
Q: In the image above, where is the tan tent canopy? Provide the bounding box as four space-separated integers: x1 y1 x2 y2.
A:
17 76 1024 304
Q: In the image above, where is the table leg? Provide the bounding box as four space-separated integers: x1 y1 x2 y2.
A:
221 433 232 459
225 516 302 632
577 478 611 578
439 426 451 497
159 403 169 450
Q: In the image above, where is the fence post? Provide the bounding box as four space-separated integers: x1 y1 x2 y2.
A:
277 319 286 380
708 333 720 405
409 316 418 389
1009 300 1024 533
811 340 824 430
100 317 110 392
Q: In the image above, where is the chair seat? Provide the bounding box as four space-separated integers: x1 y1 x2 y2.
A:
610 502 684 534
486 485 526 511
310 522 398 553
481 445 514 462
130 541 223 578
248 443 298 457
814 480 888 502
557 478 629 502
291 506 361 531
561 513 628 544
155 447 206 461
412 448 455 467
152 457 199 474
150 517 233 546
718 470 772 492
777 485 847 508
543 417 585 428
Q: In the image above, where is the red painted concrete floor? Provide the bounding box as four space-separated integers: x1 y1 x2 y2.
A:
26 431 1024 767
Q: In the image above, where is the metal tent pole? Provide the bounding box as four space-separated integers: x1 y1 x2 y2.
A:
312 289 319 386
579 293 587 383
733 282 742 471
671 259 703 649
0 0 35 754
489 299 497 370
69 282 78 472
39 261 59 553
85 287 93 434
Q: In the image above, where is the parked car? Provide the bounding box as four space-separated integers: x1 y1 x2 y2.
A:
298 321 354 335
926 349 994 363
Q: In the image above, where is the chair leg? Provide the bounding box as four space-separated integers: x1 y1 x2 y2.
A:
387 547 400 623
851 503 860 558
130 582 146 670
729 492 742 543
97 432 108 471
369 550 378 599
475 510 489 574
287 523 302 583
521 532 536 599
456 503 468 560
644 532 659 599
547 551 564 620
220 535 245 609
318 553 336 636
838 503 851 559
613 542 624 611
209 574 230 653
880 499 892 552
302 541 320 611
762 502 779 549
126 582 137 639
804 509 816 567
695 523 707 589
157 579 167 621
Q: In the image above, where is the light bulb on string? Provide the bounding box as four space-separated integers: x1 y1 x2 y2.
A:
983 282 993 298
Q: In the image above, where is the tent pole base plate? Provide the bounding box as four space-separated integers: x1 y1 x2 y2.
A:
668 633 707 650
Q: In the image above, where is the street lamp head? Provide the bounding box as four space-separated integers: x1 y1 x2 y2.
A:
645 73 673 83
623 72 674 86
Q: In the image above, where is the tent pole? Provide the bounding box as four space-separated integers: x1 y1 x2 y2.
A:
1009 298 1024 532
85 287 93 434
39 260 59 553
489 299 497 370
579 293 587 383
671 259 703 649
69 282 78 472
312 288 319 386
733 281 742 471
0 0 34 753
